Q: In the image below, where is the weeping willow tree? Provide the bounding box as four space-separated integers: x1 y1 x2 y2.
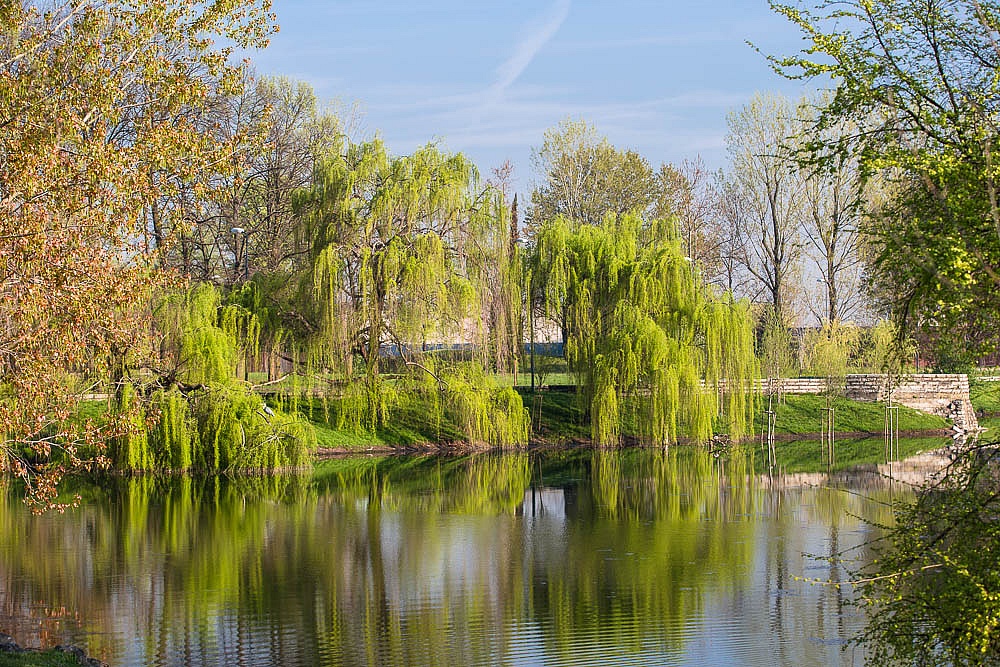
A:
803 320 860 396
285 139 528 447
110 283 316 472
532 213 756 446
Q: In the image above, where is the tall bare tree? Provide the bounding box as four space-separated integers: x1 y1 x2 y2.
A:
712 173 757 298
801 155 867 324
653 157 725 283
179 74 342 282
528 118 656 231
720 92 805 322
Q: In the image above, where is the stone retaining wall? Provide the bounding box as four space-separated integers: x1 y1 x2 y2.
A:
761 374 977 432
757 377 827 394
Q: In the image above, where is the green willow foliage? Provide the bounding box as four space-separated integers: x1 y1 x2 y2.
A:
533 214 756 446
110 284 316 472
802 320 860 395
288 139 528 446
432 364 529 449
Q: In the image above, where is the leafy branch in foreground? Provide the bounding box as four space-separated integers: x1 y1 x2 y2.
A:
855 441 1000 665
768 0 1000 362
0 0 274 508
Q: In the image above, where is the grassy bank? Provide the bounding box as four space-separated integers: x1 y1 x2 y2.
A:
759 393 948 437
290 398 469 450
526 389 949 443
293 388 951 451
78 385 952 454
971 377 1000 434
0 649 85 667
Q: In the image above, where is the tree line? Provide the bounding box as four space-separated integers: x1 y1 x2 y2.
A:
0 0 764 505
4 0 1000 658
3 0 999 495
530 101 867 331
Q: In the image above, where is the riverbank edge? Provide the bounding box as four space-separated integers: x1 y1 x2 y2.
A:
313 427 955 457
0 633 106 667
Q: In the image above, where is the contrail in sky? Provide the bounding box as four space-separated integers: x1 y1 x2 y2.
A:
487 0 571 102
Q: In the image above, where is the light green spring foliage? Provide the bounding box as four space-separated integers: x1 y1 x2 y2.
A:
856 442 1000 665
533 213 757 446
110 382 151 472
193 387 315 471
802 320 860 395
335 375 397 434
433 364 529 449
758 308 797 379
155 285 237 385
147 389 193 472
112 284 316 472
295 139 527 446
799 319 914 379
225 277 298 385
304 140 479 369
466 191 524 380
861 319 915 375
528 118 658 230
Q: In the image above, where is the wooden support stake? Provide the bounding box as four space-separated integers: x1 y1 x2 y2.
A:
821 407 836 468
884 404 900 462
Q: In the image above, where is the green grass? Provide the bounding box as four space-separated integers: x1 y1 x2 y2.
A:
288 397 468 450
964 378 1000 436
295 388 587 451
522 390 949 445
511 371 575 388
298 388 592 450
74 399 107 421
519 389 590 443
507 354 575 388
978 414 1000 435
971 380 1000 412
971 378 1000 412
0 649 84 667
758 394 948 436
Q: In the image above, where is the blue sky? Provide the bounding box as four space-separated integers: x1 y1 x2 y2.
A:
250 1 815 192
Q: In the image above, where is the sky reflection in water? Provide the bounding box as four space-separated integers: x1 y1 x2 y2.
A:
0 447 921 666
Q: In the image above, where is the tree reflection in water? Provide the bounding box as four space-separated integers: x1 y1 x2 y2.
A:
0 448 912 666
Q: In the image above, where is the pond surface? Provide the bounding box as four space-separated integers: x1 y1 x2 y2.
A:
0 448 926 666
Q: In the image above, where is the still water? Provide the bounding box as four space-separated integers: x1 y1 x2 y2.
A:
0 448 922 666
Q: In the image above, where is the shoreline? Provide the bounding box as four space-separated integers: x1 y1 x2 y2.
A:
313 427 955 458
0 633 106 667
